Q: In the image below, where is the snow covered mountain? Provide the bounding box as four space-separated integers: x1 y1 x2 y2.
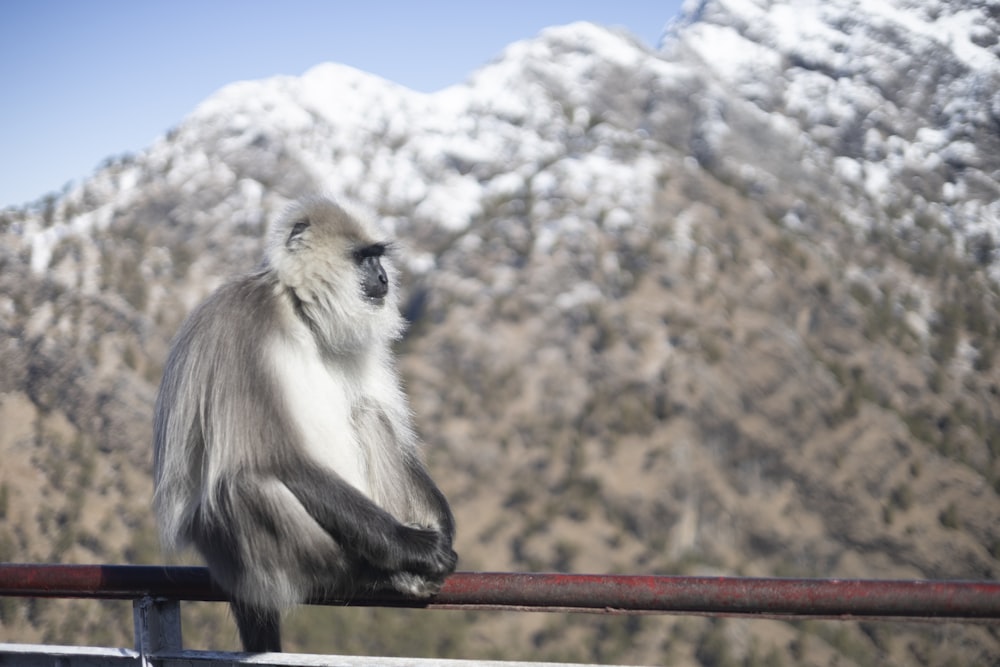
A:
9 0 998 301
661 0 1000 262
1 0 999 663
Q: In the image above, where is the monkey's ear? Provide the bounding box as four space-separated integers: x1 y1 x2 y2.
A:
286 219 311 249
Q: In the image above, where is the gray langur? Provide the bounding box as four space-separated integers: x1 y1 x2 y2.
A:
152 196 457 653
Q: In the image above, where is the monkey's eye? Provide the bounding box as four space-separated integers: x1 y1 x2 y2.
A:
353 243 388 262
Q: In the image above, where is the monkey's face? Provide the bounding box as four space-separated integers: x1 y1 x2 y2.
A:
266 196 407 350
353 244 390 305
269 197 398 312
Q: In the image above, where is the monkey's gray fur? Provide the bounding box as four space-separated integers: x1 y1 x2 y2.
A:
153 196 457 652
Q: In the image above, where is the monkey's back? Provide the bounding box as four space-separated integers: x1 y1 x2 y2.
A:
153 271 290 546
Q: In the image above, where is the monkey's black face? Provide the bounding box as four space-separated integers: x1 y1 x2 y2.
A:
354 244 389 304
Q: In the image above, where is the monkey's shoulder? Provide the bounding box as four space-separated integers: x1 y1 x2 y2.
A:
180 272 280 335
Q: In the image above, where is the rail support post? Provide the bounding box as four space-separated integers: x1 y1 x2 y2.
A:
133 596 182 663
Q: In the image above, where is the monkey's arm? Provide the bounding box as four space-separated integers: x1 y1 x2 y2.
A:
277 463 456 577
402 456 456 548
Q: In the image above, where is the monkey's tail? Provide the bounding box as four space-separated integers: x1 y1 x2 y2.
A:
231 599 282 653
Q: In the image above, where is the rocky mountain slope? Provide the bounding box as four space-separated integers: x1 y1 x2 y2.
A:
1 0 999 664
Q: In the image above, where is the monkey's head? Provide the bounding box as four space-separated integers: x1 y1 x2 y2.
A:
266 196 405 350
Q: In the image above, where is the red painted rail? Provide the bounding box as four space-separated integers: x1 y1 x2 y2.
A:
0 564 997 621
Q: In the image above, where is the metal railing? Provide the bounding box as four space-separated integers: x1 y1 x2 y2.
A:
2 564 998 619
0 564 998 666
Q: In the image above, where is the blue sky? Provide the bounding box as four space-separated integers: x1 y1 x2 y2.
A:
0 1 684 208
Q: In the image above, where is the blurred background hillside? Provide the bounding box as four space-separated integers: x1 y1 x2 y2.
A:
1 1 999 664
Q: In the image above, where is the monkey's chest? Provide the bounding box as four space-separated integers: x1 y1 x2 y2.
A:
271 345 371 497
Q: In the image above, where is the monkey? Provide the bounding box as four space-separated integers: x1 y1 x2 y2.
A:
152 196 457 653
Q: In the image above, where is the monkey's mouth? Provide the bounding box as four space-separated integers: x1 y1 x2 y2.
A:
367 296 386 307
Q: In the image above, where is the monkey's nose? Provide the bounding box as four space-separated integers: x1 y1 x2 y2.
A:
363 262 389 300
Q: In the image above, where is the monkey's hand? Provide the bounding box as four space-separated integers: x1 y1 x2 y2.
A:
384 525 457 598
393 524 458 577
391 525 456 598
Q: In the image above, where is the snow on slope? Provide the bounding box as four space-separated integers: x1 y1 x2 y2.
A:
135 21 668 277
663 0 1000 271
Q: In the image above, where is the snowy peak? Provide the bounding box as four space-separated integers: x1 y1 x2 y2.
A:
655 0 1000 270
155 20 667 246
671 0 1000 73
190 62 429 136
